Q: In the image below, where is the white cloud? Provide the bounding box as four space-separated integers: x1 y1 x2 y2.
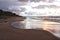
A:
0 0 28 15
0 0 60 16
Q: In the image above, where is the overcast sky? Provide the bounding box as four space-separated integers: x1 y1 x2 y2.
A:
0 0 19 11
0 0 60 16
0 0 24 15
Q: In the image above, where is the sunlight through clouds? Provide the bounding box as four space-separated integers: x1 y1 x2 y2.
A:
0 0 60 16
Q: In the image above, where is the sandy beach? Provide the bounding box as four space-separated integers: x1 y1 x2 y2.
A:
0 16 60 40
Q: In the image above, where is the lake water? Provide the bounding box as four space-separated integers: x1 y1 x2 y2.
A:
11 17 60 38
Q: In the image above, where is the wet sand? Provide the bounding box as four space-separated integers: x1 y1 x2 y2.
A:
0 16 60 40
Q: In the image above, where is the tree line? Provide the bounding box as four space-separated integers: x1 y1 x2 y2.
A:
0 10 19 16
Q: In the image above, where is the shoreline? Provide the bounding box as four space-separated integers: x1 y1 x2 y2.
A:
0 16 60 40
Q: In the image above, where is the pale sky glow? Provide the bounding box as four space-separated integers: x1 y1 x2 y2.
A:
0 0 60 16
19 1 60 16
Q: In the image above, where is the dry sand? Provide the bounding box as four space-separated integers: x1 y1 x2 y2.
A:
0 16 60 40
